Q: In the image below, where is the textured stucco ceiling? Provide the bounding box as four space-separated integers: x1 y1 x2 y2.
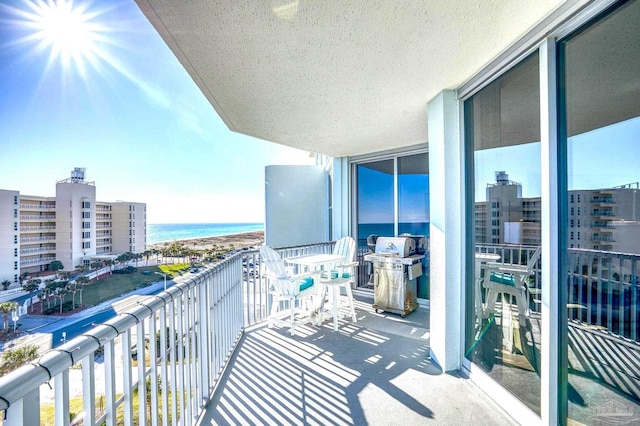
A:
134 0 563 157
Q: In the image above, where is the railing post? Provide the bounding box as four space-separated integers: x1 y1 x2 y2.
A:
3 390 40 426
104 339 117 426
136 319 147 426
198 277 210 407
54 370 70 426
148 313 159 426
81 354 96 426
121 330 134 426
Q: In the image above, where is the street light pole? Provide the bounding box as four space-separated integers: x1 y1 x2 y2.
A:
155 272 168 290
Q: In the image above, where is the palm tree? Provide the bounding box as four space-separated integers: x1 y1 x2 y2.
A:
0 345 39 377
68 281 79 309
75 276 90 306
55 286 68 314
44 281 60 310
91 260 104 279
1 280 11 291
0 301 18 332
21 279 40 313
49 260 64 279
75 263 89 274
143 250 151 266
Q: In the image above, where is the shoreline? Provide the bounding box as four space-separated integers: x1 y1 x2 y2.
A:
147 230 264 251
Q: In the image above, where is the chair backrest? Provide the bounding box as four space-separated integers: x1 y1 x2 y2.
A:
333 236 356 264
525 245 542 273
260 245 288 280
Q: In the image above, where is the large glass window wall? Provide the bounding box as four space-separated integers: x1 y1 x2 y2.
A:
463 0 640 421
354 153 430 298
559 1 640 423
464 52 542 414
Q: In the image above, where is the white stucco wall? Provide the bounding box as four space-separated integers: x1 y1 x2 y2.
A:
265 165 329 248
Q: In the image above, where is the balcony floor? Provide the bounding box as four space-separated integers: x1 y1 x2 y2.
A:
198 296 516 425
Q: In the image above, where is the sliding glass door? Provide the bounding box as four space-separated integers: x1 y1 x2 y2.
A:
354 153 430 298
559 1 640 422
464 52 542 414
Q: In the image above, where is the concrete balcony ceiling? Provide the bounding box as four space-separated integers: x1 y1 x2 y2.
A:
134 0 562 157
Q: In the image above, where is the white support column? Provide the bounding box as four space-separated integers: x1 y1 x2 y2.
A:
540 37 561 426
330 157 350 240
427 90 464 371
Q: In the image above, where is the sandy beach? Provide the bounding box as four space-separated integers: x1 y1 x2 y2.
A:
147 230 264 251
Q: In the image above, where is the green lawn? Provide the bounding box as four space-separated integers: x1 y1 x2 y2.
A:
76 264 191 308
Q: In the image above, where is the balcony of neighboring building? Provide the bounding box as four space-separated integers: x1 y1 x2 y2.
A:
20 224 56 232
18 202 56 210
592 234 615 243
19 214 56 221
96 239 112 248
20 255 55 266
592 220 615 230
20 245 56 256
591 196 615 205
591 209 615 218
19 235 56 244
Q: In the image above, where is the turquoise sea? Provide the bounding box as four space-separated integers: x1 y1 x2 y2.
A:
147 223 264 245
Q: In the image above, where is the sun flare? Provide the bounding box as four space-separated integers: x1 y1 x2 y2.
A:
6 0 109 75
38 1 92 55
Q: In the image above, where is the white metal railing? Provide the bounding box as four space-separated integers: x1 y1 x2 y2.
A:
475 243 640 341
20 256 55 266
20 247 55 255
0 242 334 424
19 203 55 209
20 226 56 231
19 215 56 220
0 254 245 425
20 236 56 243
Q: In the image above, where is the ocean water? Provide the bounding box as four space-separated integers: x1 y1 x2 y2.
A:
147 223 264 245
358 222 430 239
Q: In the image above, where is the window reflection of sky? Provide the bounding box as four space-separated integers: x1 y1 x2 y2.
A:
475 116 640 201
568 116 640 190
358 165 393 223
358 165 429 224
399 174 430 223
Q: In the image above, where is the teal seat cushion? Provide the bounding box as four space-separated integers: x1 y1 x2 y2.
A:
323 270 352 279
489 272 516 286
299 277 314 291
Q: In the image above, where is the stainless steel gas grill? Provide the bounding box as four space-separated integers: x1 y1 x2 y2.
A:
364 236 425 317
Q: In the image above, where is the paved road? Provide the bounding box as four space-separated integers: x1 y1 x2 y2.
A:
3 276 183 352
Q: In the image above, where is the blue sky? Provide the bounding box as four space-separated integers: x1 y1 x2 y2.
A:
0 0 313 224
474 116 640 201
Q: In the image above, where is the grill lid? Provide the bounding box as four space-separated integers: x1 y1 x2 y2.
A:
374 237 413 258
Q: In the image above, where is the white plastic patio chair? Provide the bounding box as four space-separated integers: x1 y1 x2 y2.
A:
317 236 358 330
260 245 318 335
483 245 542 319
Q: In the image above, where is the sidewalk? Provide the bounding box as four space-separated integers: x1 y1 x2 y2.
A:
2 274 184 353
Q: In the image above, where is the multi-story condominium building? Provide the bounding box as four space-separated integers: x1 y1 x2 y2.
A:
0 168 146 285
475 171 640 251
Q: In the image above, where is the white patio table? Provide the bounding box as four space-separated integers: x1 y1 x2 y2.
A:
286 253 347 329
